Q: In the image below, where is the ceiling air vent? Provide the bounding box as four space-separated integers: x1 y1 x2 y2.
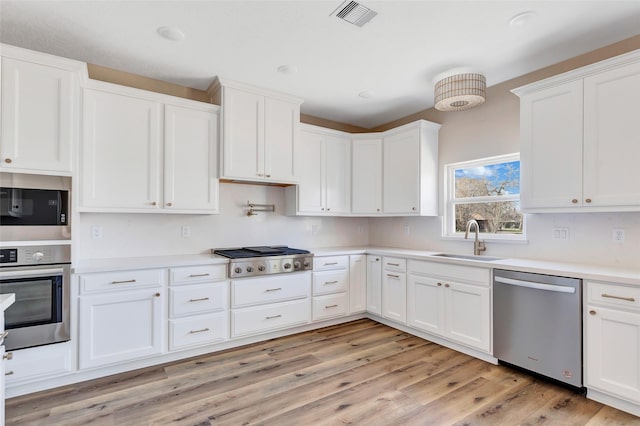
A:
332 1 378 27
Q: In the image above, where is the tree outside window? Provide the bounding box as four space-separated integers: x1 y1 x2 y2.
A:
445 154 524 238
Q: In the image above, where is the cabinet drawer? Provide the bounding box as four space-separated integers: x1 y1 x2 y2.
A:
169 265 226 285
231 272 311 308
5 342 72 385
80 269 164 294
383 257 406 272
407 260 490 286
231 299 310 337
313 256 348 271
587 281 640 310
169 312 228 351
169 282 228 318
312 293 348 321
312 270 349 295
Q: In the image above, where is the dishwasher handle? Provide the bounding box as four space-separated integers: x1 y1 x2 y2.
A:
494 276 576 294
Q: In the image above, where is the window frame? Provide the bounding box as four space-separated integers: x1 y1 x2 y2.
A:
443 153 526 242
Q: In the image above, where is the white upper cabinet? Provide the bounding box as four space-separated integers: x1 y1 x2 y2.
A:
352 137 383 214
81 82 219 213
164 104 218 212
209 78 302 184
0 45 85 175
287 125 350 215
351 120 440 216
514 50 640 212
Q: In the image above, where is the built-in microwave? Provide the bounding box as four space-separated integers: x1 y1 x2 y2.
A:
0 187 68 226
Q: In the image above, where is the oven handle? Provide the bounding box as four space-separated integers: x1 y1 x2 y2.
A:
495 276 576 294
0 268 64 279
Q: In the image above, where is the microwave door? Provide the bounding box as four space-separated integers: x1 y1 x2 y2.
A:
0 188 23 218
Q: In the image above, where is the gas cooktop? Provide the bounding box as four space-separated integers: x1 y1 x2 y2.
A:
212 246 313 278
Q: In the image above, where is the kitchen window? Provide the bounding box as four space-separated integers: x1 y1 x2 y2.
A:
443 153 525 240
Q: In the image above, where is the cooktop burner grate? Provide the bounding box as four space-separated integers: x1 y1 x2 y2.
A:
213 246 310 259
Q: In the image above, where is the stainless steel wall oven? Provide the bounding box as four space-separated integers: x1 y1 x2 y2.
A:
0 245 70 350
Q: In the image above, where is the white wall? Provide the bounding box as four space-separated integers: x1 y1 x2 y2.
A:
77 182 369 259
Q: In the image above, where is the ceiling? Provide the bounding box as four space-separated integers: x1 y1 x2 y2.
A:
1 1 639 129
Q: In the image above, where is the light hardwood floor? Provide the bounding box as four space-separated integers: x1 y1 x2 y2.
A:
6 319 639 425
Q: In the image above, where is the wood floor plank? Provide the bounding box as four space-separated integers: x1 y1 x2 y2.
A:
5 319 638 425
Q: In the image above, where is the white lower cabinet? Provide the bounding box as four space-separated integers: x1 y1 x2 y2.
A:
4 342 73 385
78 269 165 369
312 256 349 321
586 281 640 406
349 255 367 314
407 260 491 353
231 272 311 337
312 293 348 321
381 257 407 324
366 255 382 315
168 265 229 351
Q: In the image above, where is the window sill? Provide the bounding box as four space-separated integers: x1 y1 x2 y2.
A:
440 235 529 245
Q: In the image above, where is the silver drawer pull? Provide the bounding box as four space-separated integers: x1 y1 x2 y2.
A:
387 274 399 278
189 328 210 334
0 331 9 340
324 262 339 266
387 262 400 266
111 279 136 284
5 371 13 376
325 304 339 309
189 273 210 278
189 297 210 302
325 281 339 285
602 293 636 302
265 288 282 292
266 314 282 320
3 352 13 360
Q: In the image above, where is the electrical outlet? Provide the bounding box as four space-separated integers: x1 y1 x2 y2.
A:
552 227 569 240
91 225 102 239
181 226 191 238
311 225 318 235
403 224 410 235
612 228 625 243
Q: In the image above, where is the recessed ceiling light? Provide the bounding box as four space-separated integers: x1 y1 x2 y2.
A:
277 65 298 75
157 26 185 41
509 11 536 28
358 90 375 99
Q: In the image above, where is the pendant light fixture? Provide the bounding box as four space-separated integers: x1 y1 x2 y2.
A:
434 72 486 111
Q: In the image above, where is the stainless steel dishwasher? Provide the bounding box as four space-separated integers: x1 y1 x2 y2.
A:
493 269 583 389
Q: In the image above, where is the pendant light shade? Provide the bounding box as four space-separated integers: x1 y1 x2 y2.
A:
434 73 486 111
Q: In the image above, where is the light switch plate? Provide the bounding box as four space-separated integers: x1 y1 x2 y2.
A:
552 227 569 240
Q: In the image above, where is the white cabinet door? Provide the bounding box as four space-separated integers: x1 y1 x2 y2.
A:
325 136 351 214
296 130 325 213
407 274 444 336
81 89 162 210
79 289 164 369
221 86 264 179
383 128 420 214
366 255 382 315
382 271 406 323
586 305 640 402
349 255 366 314
583 61 640 208
264 97 297 182
0 57 76 174
352 138 382 214
445 281 491 352
164 104 219 212
519 80 584 210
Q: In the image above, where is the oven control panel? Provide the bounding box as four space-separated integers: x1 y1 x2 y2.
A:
0 249 18 264
0 245 70 267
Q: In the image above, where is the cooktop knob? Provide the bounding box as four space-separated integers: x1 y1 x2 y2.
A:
293 261 301 269
284 263 292 270
246 266 254 273
32 251 45 262
258 265 266 272
234 267 242 274
303 261 310 268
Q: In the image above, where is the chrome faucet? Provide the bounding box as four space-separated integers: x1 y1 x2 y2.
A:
465 219 487 256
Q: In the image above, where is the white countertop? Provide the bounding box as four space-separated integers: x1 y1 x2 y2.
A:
0 293 15 312
73 246 640 286
73 254 228 274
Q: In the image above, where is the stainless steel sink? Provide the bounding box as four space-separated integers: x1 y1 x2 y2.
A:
431 253 504 262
